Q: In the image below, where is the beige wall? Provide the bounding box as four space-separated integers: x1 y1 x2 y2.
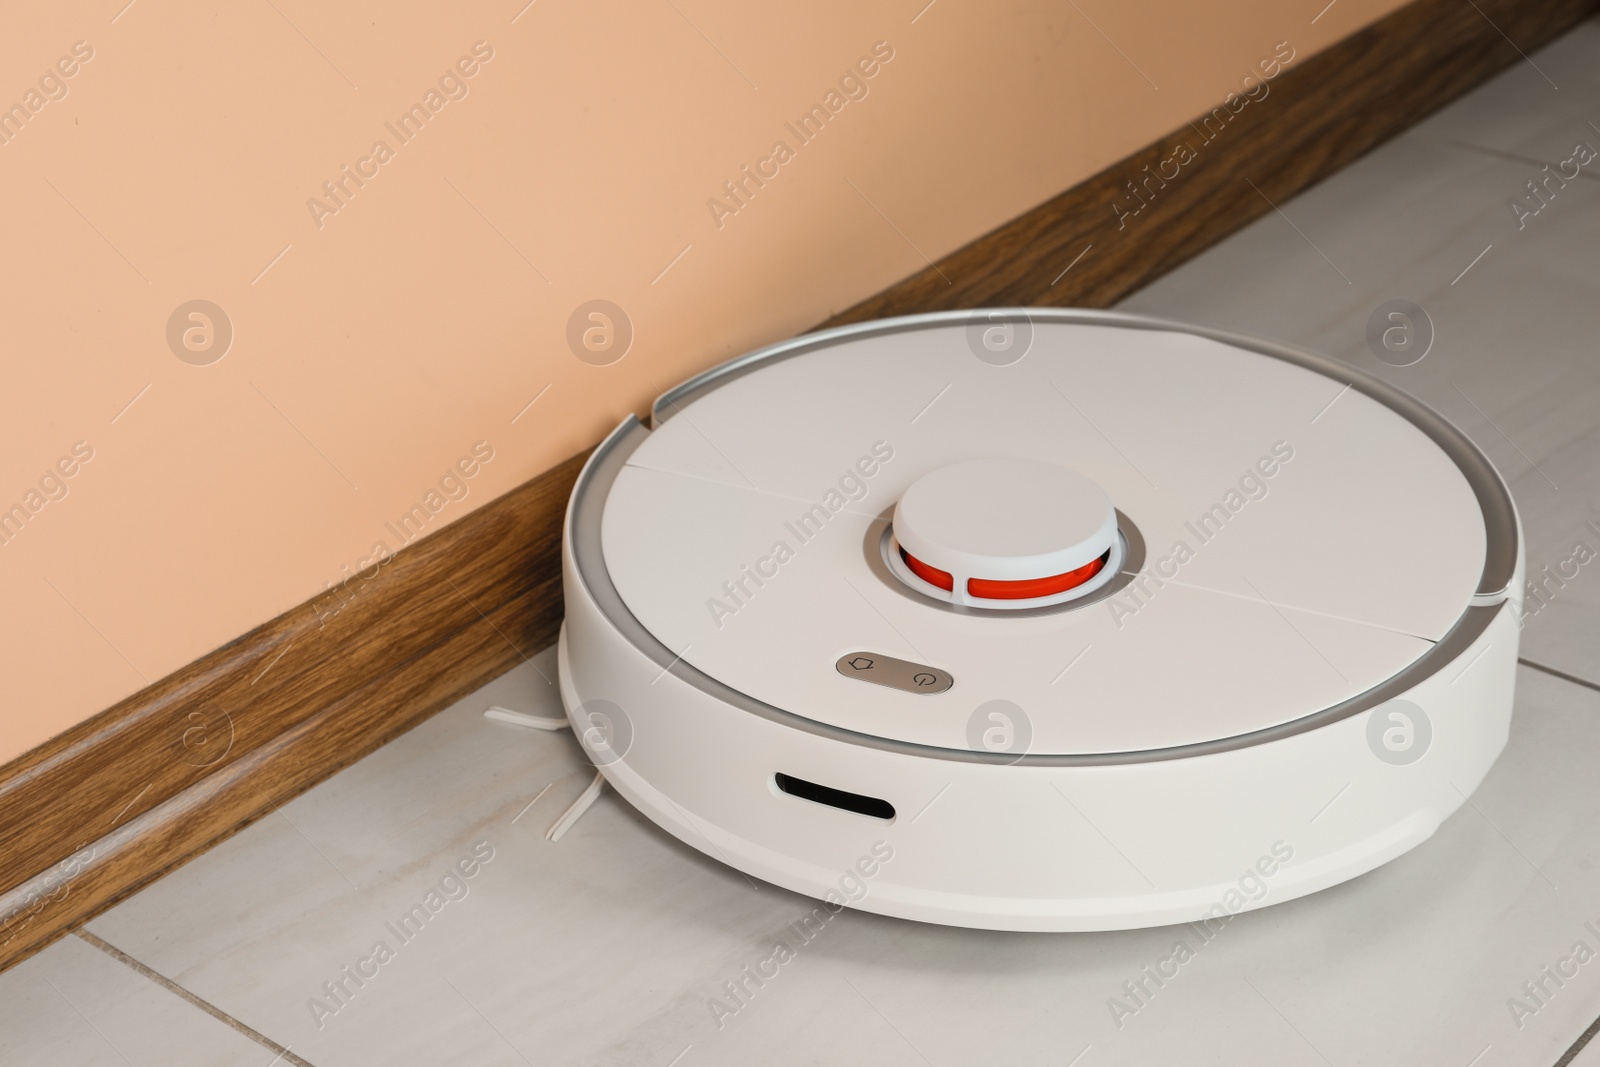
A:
0 0 1405 764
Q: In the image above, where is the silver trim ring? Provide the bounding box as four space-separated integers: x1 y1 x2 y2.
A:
570 310 1517 766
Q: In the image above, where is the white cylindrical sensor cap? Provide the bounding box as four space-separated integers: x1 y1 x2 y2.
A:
892 458 1117 592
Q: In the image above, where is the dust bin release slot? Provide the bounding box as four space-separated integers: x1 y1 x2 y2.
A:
774 773 895 820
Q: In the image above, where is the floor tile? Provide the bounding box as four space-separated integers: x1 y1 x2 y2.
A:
0 932 270 1066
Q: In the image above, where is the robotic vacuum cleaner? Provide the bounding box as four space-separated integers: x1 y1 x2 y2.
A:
558 309 1522 931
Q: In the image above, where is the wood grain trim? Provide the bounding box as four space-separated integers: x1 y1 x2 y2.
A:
0 0 1593 976
822 0 1598 326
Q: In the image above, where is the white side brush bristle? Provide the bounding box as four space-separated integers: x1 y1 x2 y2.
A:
483 706 570 731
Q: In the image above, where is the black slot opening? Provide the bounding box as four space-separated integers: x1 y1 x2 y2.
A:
774 773 895 820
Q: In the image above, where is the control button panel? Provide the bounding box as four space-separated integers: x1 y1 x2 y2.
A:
834 651 953 695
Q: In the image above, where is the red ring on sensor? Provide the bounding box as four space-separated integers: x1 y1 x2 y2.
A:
901 547 1109 600
901 549 954 591
969 553 1107 599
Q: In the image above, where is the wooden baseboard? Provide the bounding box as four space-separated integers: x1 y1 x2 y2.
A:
0 0 1592 975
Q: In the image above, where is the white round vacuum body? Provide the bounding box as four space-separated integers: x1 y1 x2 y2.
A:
558 309 1523 932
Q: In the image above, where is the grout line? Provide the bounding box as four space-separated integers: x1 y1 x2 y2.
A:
75 929 319 1066
1411 133 1600 184
1518 657 1600 695
1555 1006 1600 1066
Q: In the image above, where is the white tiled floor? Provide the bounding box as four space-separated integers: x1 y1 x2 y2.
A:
0 932 269 1065
8 17 1600 1067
